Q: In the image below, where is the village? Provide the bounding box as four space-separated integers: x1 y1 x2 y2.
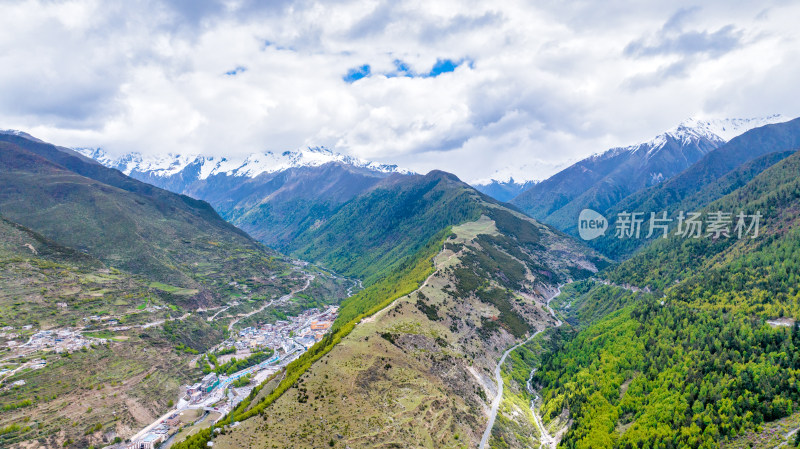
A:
232 304 337 353
126 304 338 449
1 326 109 383
0 295 339 448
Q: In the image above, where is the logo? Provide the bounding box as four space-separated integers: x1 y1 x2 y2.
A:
578 209 608 240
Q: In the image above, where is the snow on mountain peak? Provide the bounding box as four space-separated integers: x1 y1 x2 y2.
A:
0 129 44 142
673 114 787 143
75 147 413 180
571 114 789 169
609 114 789 157
471 164 541 186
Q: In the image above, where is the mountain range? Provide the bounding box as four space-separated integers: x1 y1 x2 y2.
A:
4 112 800 449
511 115 788 232
590 116 800 258
74 146 411 248
72 115 788 243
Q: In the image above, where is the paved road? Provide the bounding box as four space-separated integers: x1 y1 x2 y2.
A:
479 285 562 449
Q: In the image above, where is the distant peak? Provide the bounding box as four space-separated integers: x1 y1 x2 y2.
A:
470 164 541 186
0 129 44 143
672 114 787 142
425 170 462 182
471 177 540 187
591 114 788 160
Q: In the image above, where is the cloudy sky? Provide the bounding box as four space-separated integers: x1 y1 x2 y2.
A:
2 0 799 182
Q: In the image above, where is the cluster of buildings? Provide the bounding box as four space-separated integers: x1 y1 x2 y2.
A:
127 305 339 449
82 315 120 326
126 425 168 449
232 305 337 353
23 328 106 353
0 326 20 339
185 373 221 403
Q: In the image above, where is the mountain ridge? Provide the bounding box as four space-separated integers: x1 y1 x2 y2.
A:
511 115 790 229
589 116 800 258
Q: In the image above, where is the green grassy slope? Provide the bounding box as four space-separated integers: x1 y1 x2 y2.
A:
208 210 598 449
0 139 294 300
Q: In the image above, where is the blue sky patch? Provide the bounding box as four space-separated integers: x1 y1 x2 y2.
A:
390 59 415 77
427 59 462 77
225 66 247 76
343 64 371 83
385 58 469 79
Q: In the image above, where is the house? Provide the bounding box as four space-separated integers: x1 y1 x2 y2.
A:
164 414 181 427
200 373 219 393
296 336 316 350
127 432 164 449
190 390 204 403
310 320 331 331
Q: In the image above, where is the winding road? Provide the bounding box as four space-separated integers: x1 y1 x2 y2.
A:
227 274 314 331
479 285 563 449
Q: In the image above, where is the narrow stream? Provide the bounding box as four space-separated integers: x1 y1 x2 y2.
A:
527 291 563 449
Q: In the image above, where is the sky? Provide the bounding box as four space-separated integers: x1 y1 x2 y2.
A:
1 0 799 183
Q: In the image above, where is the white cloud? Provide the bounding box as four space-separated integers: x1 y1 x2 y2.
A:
1 0 799 182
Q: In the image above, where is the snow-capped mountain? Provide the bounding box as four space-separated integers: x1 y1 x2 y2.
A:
589 114 787 161
76 146 412 180
470 164 540 187
76 145 415 248
512 115 790 229
471 177 539 202
642 114 786 151
472 115 785 204
0 129 44 142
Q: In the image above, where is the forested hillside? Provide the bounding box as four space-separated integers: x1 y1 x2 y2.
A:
221 163 391 247
289 171 487 282
528 150 800 448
